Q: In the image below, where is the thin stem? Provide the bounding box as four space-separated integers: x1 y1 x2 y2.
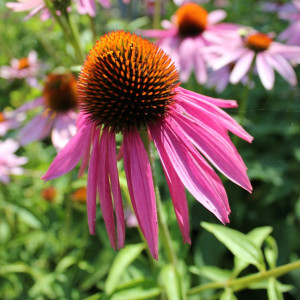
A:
153 0 161 29
188 259 300 296
89 15 97 43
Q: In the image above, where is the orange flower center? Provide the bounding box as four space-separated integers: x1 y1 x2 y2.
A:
43 73 78 112
0 112 5 123
41 186 57 202
18 57 30 70
246 33 272 52
78 31 179 132
71 187 87 203
175 3 208 37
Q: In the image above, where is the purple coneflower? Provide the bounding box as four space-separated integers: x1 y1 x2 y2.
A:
18 73 78 151
142 2 239 84
43 31 252 259
0 51 40 87
210 29 300 90
0 139 28 183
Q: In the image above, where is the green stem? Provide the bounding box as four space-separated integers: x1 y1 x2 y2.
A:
89 15 97 43
153 0 161 29
188 259 300 296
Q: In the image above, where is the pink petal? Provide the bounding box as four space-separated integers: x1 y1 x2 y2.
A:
18 113 53 146
86 127 100 235
107 129 125 249
230 50 255 84
170 108 252 192
123 129 158 259
256 52 275 90
149 124 191 244
98 128 117 250
42 121 93 180
15 97 44 114
151 120 230 224
176 89 253 142
212 48 247 70
208 9 227 24
265 53 297 86
179 38 196 82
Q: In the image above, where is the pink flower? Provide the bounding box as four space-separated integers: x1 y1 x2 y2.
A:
17 73 78 151
0 139 28 183
6 0 52 21
0 110 25 136
43 31 252 259
142 2 239 84
278 0 300 45
75 0 130 17
210 29 300 90
0 51 40 87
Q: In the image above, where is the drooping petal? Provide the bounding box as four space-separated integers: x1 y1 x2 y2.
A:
230 50 255 84
149 124 190 244
151 120 230 224
98 128 117 250
170 108 252 192
265 53 297 86
179 38 196 82
51 111 77 152
107 129 125 249
42 120 93 180
19 113 53 146
211 48 248 70
86 127 100 235
176 90 253 142
256 52 275 90
123 129 158 259
208 9 227 24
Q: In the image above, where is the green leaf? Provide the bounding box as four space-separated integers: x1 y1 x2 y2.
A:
249 280 293 292
104 244 145 295
161 265 181 300
265 236 278 269
189 266 232 282
201 222 265 270
234 226 273 276
267 278 284 300
220 288 238 300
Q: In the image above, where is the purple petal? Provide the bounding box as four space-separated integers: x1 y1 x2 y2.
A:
208 9 226 24
123 129 158 259
86 127 100 235
107 129 125 249
42 120 93 180
256 52 275 90
151 120 230 224
98 128 117 250
170 108 252 192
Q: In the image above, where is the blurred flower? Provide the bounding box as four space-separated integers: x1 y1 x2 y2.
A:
210 29 300 90
262 1 294 13
142 2 239 84
17 73 78 151
6 0 51 21
278 0 300 45
71 186 87 203
0 139 28 183
0 110 25 136
75 0 130 17
124 208 138 228
43 31 252 259
0 51 40 87
174 0 228 7
41 186 57 202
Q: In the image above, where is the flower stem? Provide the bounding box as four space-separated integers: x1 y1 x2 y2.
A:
188 259 300 296
153 0 161 29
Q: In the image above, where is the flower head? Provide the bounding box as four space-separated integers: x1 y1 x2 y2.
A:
18 72 78 151
142 3 239 84
209 29 300 90
0 139 28 183
0 51 40 87
43 31 252 259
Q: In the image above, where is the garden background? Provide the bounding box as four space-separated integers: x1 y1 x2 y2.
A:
1 0 300 299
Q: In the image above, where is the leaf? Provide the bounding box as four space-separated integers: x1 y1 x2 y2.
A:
161 265 181 300
264 236 278 269
189 266 232 282
201 222 265 270
220 288 238 300
234 226 273 276
55 256 77 273
249 280 293 292
267 278 284 300
104 244 145 295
